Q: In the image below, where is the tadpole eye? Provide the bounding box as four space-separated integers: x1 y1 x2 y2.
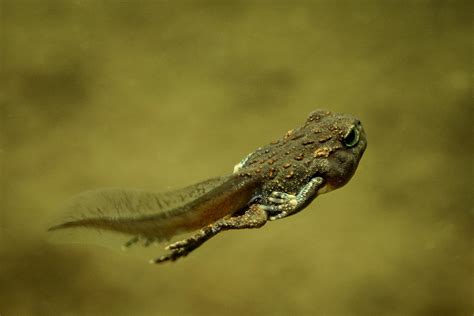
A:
343 126 360 148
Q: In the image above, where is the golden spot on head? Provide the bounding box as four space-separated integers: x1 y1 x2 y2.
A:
284 129 293 140
294 154 304 161
318 134 333 143
268 168 277 178
285 171 294 179
283 163 292 169
314 147 331 158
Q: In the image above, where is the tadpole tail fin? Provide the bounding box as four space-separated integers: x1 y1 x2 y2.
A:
48 218 132 232
48 174 261 240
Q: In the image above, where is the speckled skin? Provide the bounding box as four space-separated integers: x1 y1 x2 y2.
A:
50 110 367 264
235 110 367 198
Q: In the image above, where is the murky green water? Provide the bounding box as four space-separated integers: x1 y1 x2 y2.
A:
1 1 472 315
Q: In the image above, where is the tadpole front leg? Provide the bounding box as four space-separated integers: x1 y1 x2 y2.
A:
260 177 325 221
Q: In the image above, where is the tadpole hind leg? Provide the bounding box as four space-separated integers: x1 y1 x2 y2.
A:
151 204 268 264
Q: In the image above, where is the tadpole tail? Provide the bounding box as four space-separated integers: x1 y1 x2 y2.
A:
48 174 261 240
48 218 121 232
48 215 185 240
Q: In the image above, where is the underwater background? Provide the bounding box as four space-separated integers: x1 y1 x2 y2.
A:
1 1 472 315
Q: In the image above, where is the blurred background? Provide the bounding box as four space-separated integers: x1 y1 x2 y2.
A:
1 1 472 315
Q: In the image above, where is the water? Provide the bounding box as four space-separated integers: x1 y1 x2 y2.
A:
1 1 472 315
